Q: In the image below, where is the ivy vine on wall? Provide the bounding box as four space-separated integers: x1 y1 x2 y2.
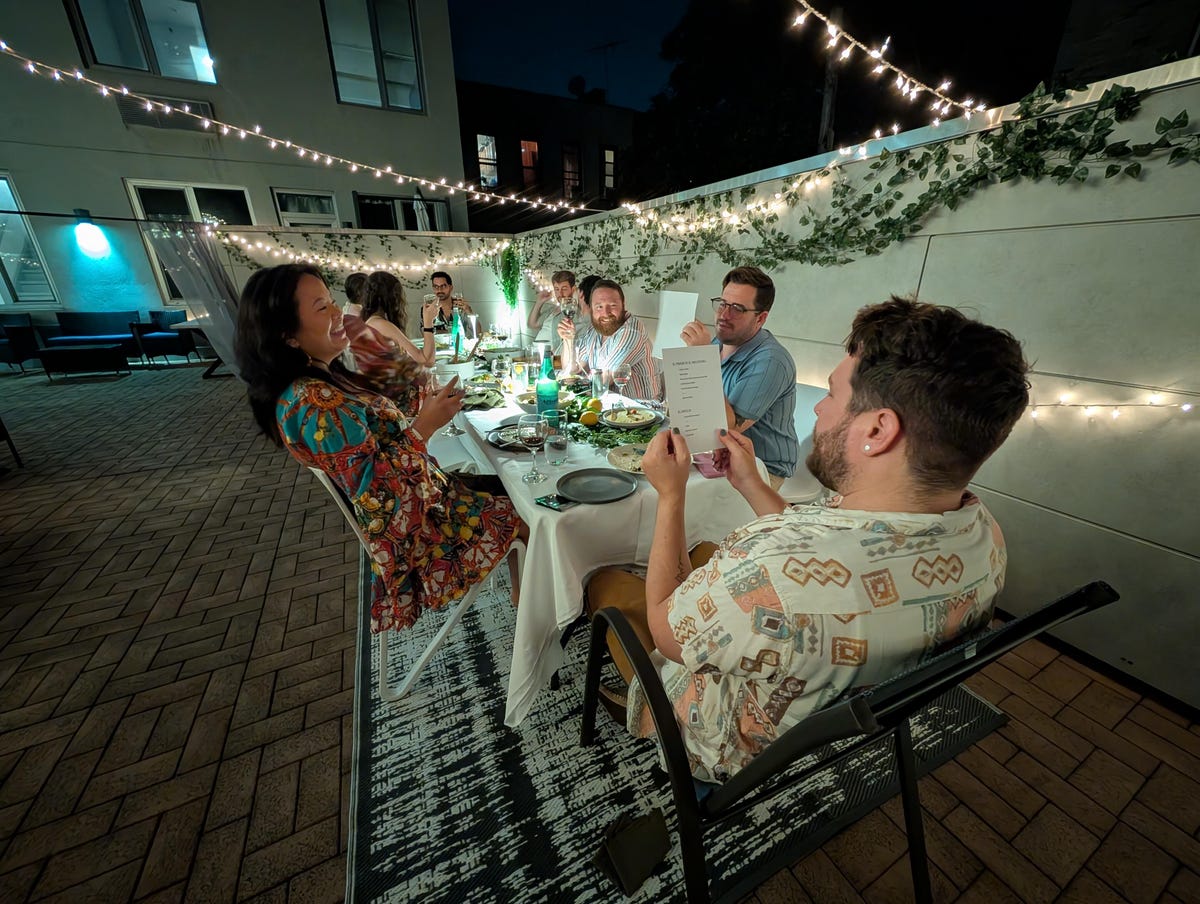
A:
516 83 1199 291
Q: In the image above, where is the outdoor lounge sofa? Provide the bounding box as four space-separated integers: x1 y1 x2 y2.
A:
44 310 141 357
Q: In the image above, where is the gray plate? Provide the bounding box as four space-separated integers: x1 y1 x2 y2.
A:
556 468 639 504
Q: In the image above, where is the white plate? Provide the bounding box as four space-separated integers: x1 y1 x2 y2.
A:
607 443 648 474
600 407 660 429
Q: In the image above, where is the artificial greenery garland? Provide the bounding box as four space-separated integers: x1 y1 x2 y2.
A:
219 84 1196 296
516 83 1199 290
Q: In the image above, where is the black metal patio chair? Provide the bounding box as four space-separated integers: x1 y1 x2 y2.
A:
580 580 1119 903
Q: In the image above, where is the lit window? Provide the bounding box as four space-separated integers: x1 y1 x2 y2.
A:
602 146 617 195
477 135 498 188
0 176 57 304
69 0 217 83
521 140 540 189
562 143 581 200
322 0 424 112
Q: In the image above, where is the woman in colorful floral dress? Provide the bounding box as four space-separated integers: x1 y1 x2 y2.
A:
235 263 523 632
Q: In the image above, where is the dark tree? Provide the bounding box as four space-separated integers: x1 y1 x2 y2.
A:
623 0 825 198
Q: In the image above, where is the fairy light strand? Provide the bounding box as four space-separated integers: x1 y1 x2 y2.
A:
791 1 988 136
0 39 591 216
213 228 510 274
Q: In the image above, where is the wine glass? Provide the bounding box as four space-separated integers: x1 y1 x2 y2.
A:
518 414 549 484
560 297 579 322
612 364 632 408
431 371 465 436
491 356 508 389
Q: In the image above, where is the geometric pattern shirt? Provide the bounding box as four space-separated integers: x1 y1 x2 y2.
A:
628 493 1007 782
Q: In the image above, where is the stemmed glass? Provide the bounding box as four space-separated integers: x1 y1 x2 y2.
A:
428 370 466 437
491 356 508 390
612 364 632 408
518 414 549 484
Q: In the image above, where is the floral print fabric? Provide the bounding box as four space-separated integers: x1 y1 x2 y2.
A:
277 376 518 633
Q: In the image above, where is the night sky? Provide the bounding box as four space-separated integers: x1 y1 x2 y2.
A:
448 1 1079 119
448 0 689 110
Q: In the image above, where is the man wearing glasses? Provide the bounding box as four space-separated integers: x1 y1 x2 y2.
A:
681 267 798 489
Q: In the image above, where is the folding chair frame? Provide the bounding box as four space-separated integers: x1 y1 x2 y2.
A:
308 466 523 701
581 580 1119 903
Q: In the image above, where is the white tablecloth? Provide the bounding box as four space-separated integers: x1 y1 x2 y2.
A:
453 396 762 726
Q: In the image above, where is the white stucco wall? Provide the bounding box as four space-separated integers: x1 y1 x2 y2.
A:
516 60 1200 708
0 0 465 314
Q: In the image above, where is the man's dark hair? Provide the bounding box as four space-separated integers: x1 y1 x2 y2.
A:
578 274 602 304
722 266 775 312
344 272 367 304
846 296 1030 491
551 270 576 286
590 278 625 304
431 270 452 286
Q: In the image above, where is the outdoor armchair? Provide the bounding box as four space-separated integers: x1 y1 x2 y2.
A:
580 580 1119 903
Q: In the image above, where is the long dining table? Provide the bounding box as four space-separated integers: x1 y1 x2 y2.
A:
433 391 763 727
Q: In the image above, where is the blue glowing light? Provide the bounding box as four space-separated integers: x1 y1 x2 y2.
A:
74 222 111 259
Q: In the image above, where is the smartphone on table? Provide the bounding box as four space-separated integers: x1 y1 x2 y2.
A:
535 494 579 512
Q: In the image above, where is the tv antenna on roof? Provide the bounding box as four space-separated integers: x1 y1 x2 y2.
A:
586 39 627 96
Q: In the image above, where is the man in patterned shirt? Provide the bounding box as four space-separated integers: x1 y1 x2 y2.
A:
587 296 1030 782
558 278 658 401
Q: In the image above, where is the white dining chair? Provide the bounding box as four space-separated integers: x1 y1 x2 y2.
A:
307 466 523 701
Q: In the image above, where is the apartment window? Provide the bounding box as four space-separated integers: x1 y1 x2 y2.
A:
321 0 424 112
0 176 57 305
601 146 617 196
521 140 540 189
68 0 217 83
562 143 581 200
126 179 254 298
354 193 449 231
477 135 498 188
273 189 339 227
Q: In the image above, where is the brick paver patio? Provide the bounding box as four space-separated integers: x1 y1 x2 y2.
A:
1 364 1196 903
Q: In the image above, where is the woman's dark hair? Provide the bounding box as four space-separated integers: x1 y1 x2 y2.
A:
235 263 343 445
360 271 408 331
845 296 1031 491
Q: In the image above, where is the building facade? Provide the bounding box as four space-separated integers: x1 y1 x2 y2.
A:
0 0 466 313
456 80 636 233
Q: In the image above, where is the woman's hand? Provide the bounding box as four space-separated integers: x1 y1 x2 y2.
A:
642 429 692 502
413 376 464 436
422 300 437 329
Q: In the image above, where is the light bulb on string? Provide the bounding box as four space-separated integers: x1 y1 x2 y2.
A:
0 37 597 216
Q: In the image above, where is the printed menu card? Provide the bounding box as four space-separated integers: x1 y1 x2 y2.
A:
662 345 726 453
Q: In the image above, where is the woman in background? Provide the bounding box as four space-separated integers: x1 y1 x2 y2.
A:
235 263 523 631
358 270 437 367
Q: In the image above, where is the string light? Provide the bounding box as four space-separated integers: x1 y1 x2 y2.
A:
1026 395 1196 421
790 1 992 151
0 38 592 216
216 229 511 275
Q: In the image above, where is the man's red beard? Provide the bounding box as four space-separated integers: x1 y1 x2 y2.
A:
593 313 625 337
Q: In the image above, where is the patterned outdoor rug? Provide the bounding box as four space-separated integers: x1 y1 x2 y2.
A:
347 557 1007 903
